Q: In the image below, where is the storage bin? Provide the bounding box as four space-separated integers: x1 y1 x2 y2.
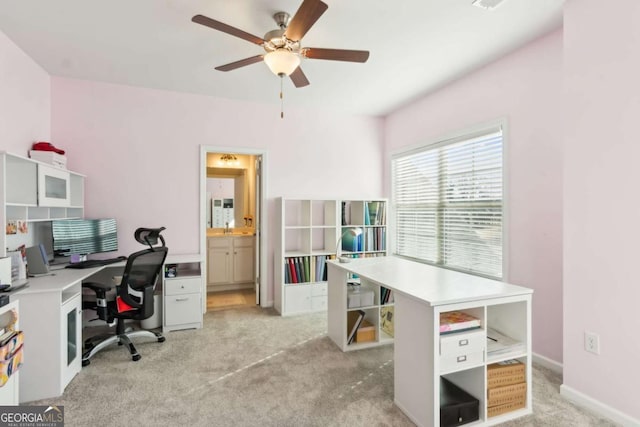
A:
440 376 479 427
355 320 375 343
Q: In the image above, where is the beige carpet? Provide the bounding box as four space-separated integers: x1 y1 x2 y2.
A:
28 308 618 427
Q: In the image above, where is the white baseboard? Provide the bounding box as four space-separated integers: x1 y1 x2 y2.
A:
532 352 563 374
560 384 640 426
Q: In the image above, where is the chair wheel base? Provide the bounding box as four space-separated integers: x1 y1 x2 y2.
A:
158 336 166 343
82 359 90 367
132 354 141 362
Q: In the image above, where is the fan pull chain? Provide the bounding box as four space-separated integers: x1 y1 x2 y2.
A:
280 75 284 119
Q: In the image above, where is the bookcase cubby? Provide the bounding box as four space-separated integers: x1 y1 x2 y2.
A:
274 197 387 316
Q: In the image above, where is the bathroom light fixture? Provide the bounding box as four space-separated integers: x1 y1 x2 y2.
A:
220 154 238 166
336 228 358 263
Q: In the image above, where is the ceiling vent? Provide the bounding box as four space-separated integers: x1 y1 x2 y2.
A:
472 0 507 10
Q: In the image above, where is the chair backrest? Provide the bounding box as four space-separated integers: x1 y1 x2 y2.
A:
117 246 168 320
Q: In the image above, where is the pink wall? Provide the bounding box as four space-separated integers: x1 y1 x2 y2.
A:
384 31 564 363
563 0 640 420
50 77 383 304
0 30 50 153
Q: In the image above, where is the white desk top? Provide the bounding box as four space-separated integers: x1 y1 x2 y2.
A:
329 257 532 306
11 263 125 295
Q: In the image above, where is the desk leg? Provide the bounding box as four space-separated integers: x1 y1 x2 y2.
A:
393 293 436 427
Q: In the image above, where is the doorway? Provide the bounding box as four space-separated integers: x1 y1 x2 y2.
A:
199 146 267 313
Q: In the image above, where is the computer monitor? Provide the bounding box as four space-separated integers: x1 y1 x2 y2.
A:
51 218 118 257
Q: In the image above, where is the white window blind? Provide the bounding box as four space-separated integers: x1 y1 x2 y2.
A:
392 128 503 278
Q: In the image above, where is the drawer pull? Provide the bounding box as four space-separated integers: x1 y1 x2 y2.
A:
175 298 189 302
458 339 469 346
457 355 467 363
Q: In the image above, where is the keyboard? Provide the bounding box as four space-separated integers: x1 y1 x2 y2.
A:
65 256 127 269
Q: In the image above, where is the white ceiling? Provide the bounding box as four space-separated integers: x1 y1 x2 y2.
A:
0 0 563 116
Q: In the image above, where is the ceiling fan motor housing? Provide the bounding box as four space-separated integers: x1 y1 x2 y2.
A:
263 28 300 53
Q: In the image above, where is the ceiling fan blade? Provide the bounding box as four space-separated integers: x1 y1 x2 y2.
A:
283 0 328 41
304 48 370 63
192 14 265 46
290 67 310 88
215 55 264 72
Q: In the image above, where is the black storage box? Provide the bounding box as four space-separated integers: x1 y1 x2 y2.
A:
440 377 480 427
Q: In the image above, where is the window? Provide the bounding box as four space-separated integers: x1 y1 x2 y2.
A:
392 127 503 278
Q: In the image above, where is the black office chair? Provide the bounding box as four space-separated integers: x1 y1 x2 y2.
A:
81 227 168 366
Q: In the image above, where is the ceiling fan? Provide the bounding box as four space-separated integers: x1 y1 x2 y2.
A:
191 0 370 88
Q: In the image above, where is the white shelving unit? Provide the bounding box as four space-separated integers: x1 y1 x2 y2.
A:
274 198 387 316
327 257 532 427
340 199 387 261
1 152 85 258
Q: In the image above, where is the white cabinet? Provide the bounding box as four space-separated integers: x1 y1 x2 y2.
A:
233 238 254 283
208 238 231 285
207 236 254 290
1 152 85 258
37 164 71 207
283 282 328 315
162 256 203 332
61 293 82 388
14 281 83 403
274 198 387 316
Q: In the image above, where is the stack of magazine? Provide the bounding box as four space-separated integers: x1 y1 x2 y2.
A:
486 327 525 358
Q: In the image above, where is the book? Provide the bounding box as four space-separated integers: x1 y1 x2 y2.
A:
380 306 394 337
347 310 365 345
284 261 290 284
303 256 310 282
288 258 297 283
439 311 481 334
364 202 371 225
295 257 302 284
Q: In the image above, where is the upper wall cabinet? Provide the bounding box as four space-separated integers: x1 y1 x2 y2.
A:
1 152 85 257
37 165 71 207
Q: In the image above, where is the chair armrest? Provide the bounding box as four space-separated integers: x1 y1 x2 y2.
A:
82 281 112 297
82 281 113 320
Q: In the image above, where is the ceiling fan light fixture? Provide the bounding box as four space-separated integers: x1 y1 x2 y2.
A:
264 49 301 76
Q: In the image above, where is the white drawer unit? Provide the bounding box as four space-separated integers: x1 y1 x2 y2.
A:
162 256 204 332
440 350 485 374
440 327 486 374
165 277 201 296
440 329 485 356
164 292 201 327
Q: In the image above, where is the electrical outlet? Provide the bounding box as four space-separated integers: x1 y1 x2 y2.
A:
584 331 600 354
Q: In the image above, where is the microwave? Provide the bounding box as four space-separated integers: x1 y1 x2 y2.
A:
37 164 71 207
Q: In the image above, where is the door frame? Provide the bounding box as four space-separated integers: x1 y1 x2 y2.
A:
199 145 268 311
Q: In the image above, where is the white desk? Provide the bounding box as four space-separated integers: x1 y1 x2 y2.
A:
327 257 533 427
11 264 121 403
10 253 204 403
